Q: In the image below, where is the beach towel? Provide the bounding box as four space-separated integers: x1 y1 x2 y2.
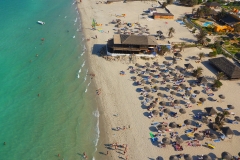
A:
149 132 155 138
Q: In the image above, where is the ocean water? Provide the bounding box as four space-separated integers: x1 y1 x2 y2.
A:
0 0 99 159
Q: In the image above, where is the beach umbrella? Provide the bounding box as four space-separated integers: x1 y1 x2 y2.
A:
209 133 218 139
174 52 182 57
157 92 164 97
174 100 180 104
221 127 234 136
194 90 200 94
209 123 219 131
227 105 234 109
176 136 184 144
144 86 151 92
179 108 186 114
199 98 206 102
219 94 225 99
235 116 240 121
131 76 137 81
153 62 159 66
153 86 158 91
185 90 191 96
184 154 192 160
162 137 171 145
173 59 177 64
169 122 177 128
184 63 194 70
180 69 186 74
175 65 182 70
201 116 209 124
221 152 232 160
150 103 156 108
163 61 168 65
198 76 208 84
180 84 186 89
152 110 159 116
205 107 217 115
149 73 155 77
157 124 166 131
159 101 166 106
190 98 196 104
166 84 172 89
136 68 142 72
170 71 176 76
151 79 158 83
184 119 192 125
238 152 240 157
203 155 212 160
167 66 174 70
163 77 170 81
141 79 146 84
212 87 218 92
190 83 197 87
145 62 150 67
146 94 154 99
194 133 204 140
170 91 176 95
163 108 170 113
169 155 178 160
138 74 144 77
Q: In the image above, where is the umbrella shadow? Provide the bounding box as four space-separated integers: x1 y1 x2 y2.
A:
143 112 150 118
136 88 143 92
192 109 203 115
233 130 240 136
156 156 164 160
104 144 114 150
216 107 223 112
180 134 189 141
141 104 147 109
176 93 183 97
150 138 159 147
159 87 165 91
149 126 157 132
165 56 173 60
139 96 144 100
180 100 186 105
132 82 139 86
208 153 217 159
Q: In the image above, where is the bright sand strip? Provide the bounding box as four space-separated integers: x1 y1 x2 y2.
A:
77 1 240 159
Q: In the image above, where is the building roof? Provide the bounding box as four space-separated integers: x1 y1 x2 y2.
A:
209 57 240 79
113 34 158 45
220 14 240 26
153 12 174 16
205 2 221 7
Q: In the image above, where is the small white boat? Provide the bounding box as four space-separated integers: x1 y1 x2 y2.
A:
37 21 45 25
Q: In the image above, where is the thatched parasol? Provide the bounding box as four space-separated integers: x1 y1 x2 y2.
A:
184 154 192 160
219 94 225 99
191 83 197 87
227 105 234 109
153 86 158 90
209 133 218 139
201 116 209 124
166 84 172 89
131 76 137 81
170 91 176 95
174 100 180 104
169 155 178 160
149 73 155 77
194 133 204 140
194 90 200 94
221 152 232 160
199 98 206 102
135 63 140 67
209 123 219 131
235 116 240 121
176 136 184 144
169 122 177 128
203 155 212 160
157 92 164 97
180 84 186 89
185 90 191 96
198 76 208 84
145 62 150 67
163 108 170 113
184 119 192 125
141 79 146 84
179 108 186 114
159 101 166 106
184 63 194 70
190 98 196 104
167 66 174 70
163 77 170 81
221 127 234 136
205 107 217 115
162 137 171 144
173 59 177 64
150 103 156 108
138 73 144 77
175 65 182 70
152 110 159 116
146 94 154 99
180 69 186 74
136 68 142 72
151 79 158 83
144 86 151 92
157 124 166 131
212 87 218 92
170 71 176 76
153 62 159 66
174 52 182 57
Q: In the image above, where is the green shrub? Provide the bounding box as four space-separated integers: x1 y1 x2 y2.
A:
209 51 217 57
224 41 230 45
206 38 211 42
213 80 223 88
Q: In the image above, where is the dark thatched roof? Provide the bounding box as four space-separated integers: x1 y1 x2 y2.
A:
205 2 221 7
113 34 158 45
205 107 217 115
221 127 234 136
198 76 208 84
220 14 240 26
209 57 240 79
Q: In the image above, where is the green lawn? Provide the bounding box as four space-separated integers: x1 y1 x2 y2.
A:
224 45 240 54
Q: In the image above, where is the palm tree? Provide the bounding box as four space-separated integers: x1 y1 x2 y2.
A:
198 52 205 60
157 45 169 56
180 42 185 52
217 8 227 19
196 29 207 45
215 110 230 127
216 72 225 80
168 27 175 38
193 67 203 78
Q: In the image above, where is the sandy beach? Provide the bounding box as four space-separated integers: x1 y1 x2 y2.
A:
77 0 240 159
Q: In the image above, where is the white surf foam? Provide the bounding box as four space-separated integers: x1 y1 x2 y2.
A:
73 35 75 38
85 88 87 92
93 109 100 147
77 74 80 79
65 16 67 18
84 76 87 82
75 17 77 22
81 61 85 67
78 69 81 73
81 52 85 56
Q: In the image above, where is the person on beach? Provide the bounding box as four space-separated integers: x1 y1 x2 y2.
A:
58 154 60 157
95 35 97 39
106 151 108 155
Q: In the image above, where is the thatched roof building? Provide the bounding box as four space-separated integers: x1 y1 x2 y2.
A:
209 57 240 79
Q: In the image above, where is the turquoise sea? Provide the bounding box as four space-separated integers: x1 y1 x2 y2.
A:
0 0 99 159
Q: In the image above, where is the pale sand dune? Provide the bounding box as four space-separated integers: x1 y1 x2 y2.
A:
77 0 240 159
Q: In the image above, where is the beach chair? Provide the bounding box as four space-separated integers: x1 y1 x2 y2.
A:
207 143 215 149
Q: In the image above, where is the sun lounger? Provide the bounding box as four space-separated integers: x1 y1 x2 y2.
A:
213 139 220 142
185 129 193 133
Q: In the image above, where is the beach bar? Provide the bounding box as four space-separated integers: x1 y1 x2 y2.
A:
107 34 158 55
209 57 240 79
153 13 174 19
